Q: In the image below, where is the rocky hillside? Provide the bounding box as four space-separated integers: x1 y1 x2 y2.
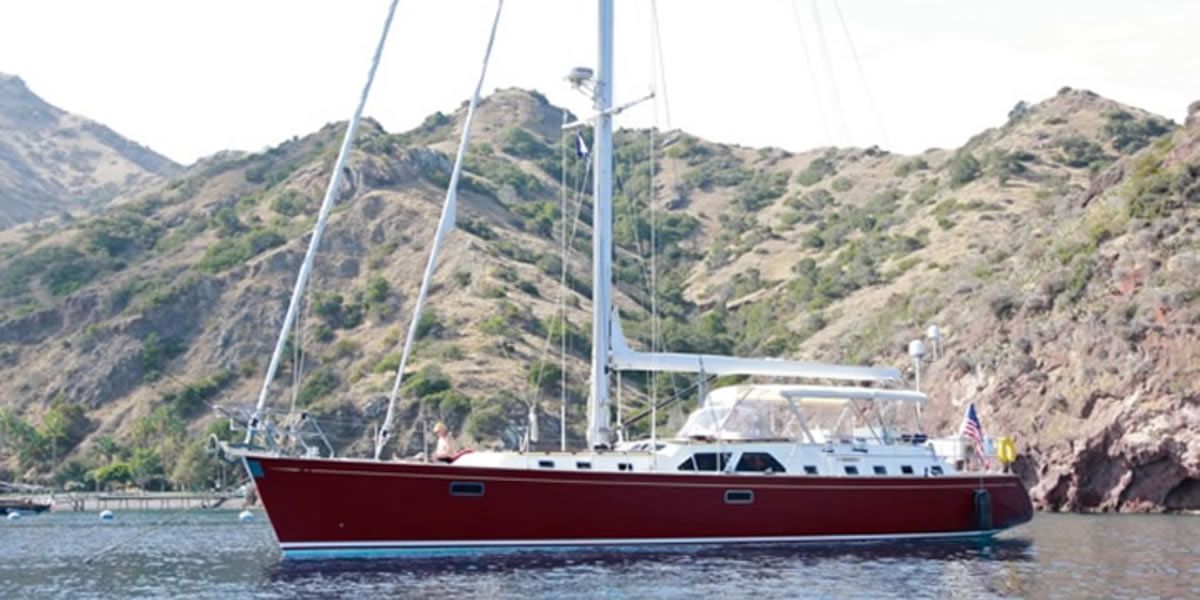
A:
0 74 179 229
0 86 1196 512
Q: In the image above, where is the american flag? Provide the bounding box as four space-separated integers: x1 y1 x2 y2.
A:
960 402 990 469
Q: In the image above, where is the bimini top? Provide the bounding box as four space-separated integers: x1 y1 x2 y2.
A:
676 384 927 441
704 384 927 406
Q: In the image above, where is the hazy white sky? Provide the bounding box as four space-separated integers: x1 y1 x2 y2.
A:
2 0 1197 165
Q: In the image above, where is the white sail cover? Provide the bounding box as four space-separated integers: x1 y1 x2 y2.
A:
609 313 901 383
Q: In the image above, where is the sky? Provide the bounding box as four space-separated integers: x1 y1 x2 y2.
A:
1 0 1197 165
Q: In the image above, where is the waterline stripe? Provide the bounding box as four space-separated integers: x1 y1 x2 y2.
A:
280 530 999 555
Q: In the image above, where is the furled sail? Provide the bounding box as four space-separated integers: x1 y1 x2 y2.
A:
374 0 506 460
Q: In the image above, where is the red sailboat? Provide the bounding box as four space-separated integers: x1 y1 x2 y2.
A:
226 0 1032 558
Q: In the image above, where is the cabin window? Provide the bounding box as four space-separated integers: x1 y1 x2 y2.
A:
618 463 633 472
735 452 786 473
449 482 485 497
930 466 944 476
677 452 732 472
873 466 887 475
844 466 859 475
803 465 819 475
576 461 592 470
724 490 754 504
538 460 555 469
901 465 914 475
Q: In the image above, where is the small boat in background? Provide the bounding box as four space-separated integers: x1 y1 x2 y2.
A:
1 498 52 515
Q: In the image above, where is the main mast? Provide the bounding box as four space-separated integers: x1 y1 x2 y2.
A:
586 0 615 449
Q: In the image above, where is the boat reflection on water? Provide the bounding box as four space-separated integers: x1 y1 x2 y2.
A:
266 536 1037 597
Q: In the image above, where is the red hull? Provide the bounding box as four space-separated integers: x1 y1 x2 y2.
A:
244 454 1033 555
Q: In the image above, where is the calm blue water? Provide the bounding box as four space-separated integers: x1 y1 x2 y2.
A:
3 510 1199 598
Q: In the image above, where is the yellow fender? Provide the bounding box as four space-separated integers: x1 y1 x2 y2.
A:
997 436 1017 464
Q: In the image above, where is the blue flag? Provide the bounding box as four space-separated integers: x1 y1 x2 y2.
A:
575 132 590 159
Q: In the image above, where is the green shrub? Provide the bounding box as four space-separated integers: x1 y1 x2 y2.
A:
83 214 162 257
513 201 559 236
141 332 184 381
796 153 836 186
161 369 235 417
403 365 451 398
737 171 790 211
1058 136 1110 169
909 180 938 205
894 158 929 177
212 207 244 238
198 228 285 272
1103 110 1171 153
682 157 751 190
416 310 446 339
373 352 402 374
297 369 339 407
945 152 981 186
499 127 553 160
516 280 540 297
459 216 497 240
312 323 335 343
270 190 312 217
366 276 390 305
664 135 713 164
526 359 564 393
831 177 854 192
983 149 1032 183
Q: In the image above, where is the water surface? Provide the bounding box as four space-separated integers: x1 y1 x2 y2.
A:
3 511 1198 598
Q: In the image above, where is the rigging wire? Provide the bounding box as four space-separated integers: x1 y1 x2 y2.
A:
375 0 506 461
246 0 401 445
559 112 569 452
522 128 593 451
649 0 672 130
809 0 851 145
831 0 889 148
648 0 688 422
789 0 833 146
648 0 661 464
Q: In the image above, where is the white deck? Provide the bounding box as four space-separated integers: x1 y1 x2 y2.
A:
452 437 965 478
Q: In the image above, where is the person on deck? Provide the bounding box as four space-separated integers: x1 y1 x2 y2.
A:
433 421 456 463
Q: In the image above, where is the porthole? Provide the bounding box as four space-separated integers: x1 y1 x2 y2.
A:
724 490 754 504
449 482 485 497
